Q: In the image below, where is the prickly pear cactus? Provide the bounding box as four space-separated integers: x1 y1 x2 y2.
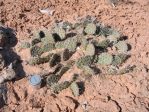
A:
55 38 77 52
80 38 89 49
46 74 61 87
82 66 95 75
41 33 55 44
76 56 93 69
85 43 95 56
112 53 128 66
115 41 128 53
31 38 41 46
70 82 80 96
51 81 71 93
42 43 55 53
54 27 66 40
84 23 96 35
29 53 53 65
94 39 110 49
30 45 43 57
27 17 132 94
97 53 113 65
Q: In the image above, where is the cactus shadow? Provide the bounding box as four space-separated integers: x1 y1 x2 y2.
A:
127 44 132 51
77 81 85 95
66 32 77 38
119 36 128 41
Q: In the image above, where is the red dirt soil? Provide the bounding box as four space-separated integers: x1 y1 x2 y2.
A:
0 0 149 112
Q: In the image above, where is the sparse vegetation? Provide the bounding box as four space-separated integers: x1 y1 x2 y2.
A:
22 17 134 95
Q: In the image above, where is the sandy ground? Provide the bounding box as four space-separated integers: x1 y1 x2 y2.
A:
0 0 149 112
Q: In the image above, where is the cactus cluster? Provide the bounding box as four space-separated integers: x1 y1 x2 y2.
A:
22 17 133 95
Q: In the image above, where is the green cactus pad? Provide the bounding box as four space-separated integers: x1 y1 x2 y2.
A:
31 38 41 46
107 30 121 44
49 53 61 67
112 53 128 66
55 38 77 52
82 66 95 75
41 33 55 44
97 53 113 65
29 53 53 65
85 43 95 56
115 41 128 53
70 82 80 96
54 27 66 40
51 81 71 93
84 23 96 35
46 74 61 87
42 43 55 53
76 55 93 69
94 39 110 49
30 45 43 57
80 38 89 49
